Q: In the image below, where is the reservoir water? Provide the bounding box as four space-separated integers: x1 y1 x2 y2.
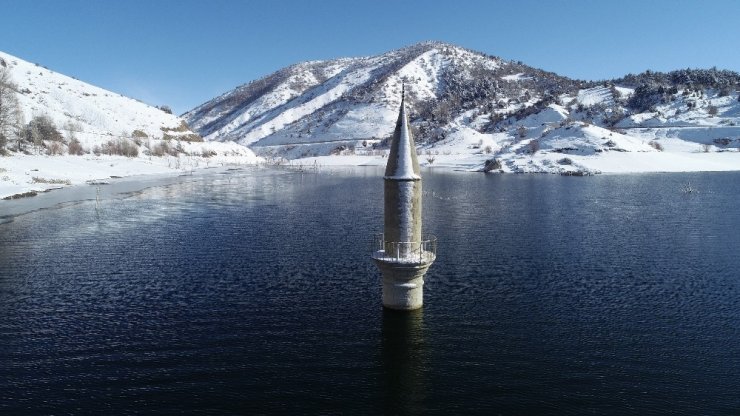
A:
1 167 739 414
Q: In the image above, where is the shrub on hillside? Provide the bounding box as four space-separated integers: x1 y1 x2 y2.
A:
149 140 179 157
102 139 139 157
528 139 540 153
517 126 527 139
558 157 573 165
482 158 502 172
603 108 626 126
27 115 63 142
32 176 71 185
21 116 63 151
68 138 85 155
159 120 202 142
179 133 203 142
628 84 663 112
161 120 191 133
132 129 148 138
648 140 664 151
0 68 22 151
46 141 64 155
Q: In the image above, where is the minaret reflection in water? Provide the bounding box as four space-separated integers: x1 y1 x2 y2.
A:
381 308 427 414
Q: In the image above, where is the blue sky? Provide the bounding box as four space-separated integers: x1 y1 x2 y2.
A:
1 0 738 114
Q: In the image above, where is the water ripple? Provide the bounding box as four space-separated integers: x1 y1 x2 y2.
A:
1 170 740 414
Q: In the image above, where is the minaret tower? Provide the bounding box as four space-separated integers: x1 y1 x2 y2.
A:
372 87 436 310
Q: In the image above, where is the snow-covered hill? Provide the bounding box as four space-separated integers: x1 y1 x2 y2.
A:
0 50 259 199
0 50 202 144
185 41 740 174
185 42 578 148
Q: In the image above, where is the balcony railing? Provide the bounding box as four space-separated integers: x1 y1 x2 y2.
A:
371 233 437 264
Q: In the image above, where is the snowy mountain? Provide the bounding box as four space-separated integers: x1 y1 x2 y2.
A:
185 41 740 173
185 41 578 149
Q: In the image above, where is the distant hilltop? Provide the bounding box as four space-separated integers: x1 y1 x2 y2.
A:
184 41 740 173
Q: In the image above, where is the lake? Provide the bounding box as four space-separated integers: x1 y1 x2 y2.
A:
1 167 739 414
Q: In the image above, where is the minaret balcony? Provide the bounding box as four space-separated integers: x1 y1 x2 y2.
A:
371 233 437 265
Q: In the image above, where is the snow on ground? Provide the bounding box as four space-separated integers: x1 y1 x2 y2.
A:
231 65 378 146
326 104 398 140
622 126 740 149
241 85 740 177
542 123 655 154
278 116 740 175
575 151 740 173
393 49 448 101
502 73 531 81
576 86 613 106
0 142 260 200
0 50 195 140
4 137 737 202
273 109 740 175
0 50 263 200
519 104 569 127
274 150 740 175
614 86 634 98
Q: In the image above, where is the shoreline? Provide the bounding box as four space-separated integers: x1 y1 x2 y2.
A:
3 151 740 211
294 151 740 175
0 152 261 200
0 164 271 221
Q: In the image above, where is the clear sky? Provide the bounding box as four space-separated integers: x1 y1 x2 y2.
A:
1 0 738 114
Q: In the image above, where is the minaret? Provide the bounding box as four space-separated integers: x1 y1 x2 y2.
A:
372 87 436 310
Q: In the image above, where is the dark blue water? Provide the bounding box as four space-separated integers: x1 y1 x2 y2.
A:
1 168 739 414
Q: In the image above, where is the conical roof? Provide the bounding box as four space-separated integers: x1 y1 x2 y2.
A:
384 88 421 180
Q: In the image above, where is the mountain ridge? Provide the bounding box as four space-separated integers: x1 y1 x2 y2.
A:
184 41 575 145
184 41 740 173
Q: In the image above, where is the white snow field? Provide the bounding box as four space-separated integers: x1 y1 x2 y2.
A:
0 142 258 200
0 50 260 199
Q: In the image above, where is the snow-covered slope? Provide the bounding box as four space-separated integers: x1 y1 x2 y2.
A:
0 50 260 199
186 41 740 174
0 50 200 143
185 42 576 149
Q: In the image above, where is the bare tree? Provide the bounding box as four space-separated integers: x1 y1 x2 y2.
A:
0 68 22 152
517 125 527 139
528 139 540 153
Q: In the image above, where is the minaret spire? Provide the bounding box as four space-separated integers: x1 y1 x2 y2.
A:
372 88 436 311
384 85 420 181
